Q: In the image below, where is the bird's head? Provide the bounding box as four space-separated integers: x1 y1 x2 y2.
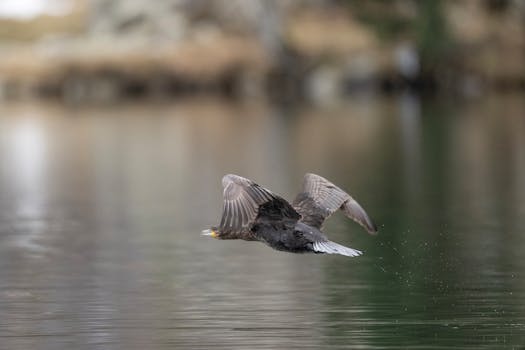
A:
201 227 221 239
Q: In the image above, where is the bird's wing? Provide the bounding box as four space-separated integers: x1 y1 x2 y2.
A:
220 174 300 234
292 173 377 234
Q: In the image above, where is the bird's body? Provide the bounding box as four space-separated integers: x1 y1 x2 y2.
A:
253 221 320 254
203 173 377 257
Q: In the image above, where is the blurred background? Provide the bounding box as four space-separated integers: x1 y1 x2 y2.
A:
0 0 524 101
0 1 524 349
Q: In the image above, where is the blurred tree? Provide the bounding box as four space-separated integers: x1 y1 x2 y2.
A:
415 0 453 82
341 0 414 40
343 0 455 89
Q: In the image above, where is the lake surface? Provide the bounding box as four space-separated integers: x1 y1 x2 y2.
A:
0 95 524 349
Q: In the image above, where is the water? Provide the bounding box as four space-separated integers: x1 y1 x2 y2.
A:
0 95 524 349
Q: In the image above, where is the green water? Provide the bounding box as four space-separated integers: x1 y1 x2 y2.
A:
0 95 524 349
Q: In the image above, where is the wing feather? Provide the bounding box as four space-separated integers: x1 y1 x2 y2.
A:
220 174 296 234
293 173 377 234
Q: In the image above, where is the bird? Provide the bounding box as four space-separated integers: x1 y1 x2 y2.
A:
202 173 377 257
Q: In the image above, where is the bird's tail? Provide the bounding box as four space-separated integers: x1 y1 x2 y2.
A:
312 240 362 257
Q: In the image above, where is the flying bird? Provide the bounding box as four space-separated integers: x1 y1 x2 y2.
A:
203 174 377 257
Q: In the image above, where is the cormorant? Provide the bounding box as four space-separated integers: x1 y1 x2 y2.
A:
203 173 377 257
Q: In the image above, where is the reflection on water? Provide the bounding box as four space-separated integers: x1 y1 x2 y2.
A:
0 95 524 349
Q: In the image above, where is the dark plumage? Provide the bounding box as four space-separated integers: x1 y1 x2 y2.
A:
203 174 377 257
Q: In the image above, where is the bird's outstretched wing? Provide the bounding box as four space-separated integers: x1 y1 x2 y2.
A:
292 173 377 234
220 174 300 234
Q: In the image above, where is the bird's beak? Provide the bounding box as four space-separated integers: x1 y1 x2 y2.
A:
201 229 218 238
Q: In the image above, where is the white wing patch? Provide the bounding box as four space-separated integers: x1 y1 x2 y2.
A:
312 241 362 257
